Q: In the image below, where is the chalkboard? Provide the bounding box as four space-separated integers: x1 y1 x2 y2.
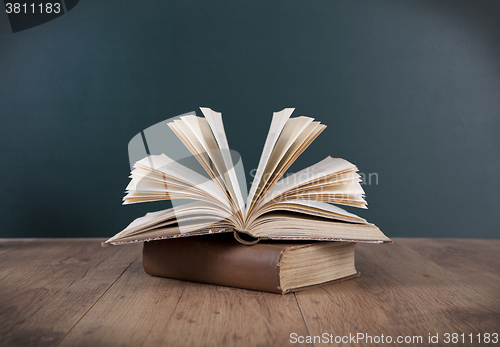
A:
0 0 498 238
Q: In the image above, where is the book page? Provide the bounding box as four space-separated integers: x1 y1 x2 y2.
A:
124 179 224 206
105 201 235 245
261 157 358 205
200 108 246 215
247 116 314 211
179 116 226 177
129 168 195 187
283 200 363 218
256 121 324 203
133 154 230 207
286 181 365 197
290 171 360 191
180 115 243 214
126 170 233 210
168 120 233 206
248 213 390 243
245 199 366 227
245 108 294 213
168 121 216 178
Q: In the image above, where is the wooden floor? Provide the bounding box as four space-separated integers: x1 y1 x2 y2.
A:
0 238 498 347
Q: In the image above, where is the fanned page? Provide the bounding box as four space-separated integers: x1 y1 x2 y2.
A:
245 200 367 227
246 115 327 215
124 154 231 211
167 119 231 205
200 108 246 215
166 110 246 224
247 214 391 243
250 117 313 203
106 202 235 245
105 108 391 246
256 156 367 210
246 108 294 214
255 121 326 206
105 198 390 245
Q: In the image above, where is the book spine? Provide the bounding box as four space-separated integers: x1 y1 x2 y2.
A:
142 238 284 294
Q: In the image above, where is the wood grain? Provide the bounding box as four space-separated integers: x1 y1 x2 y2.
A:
0 239 25 257
295 240 500 346
0 239 141 347
398 238 500 302
59 254 311 347
0 238 498 347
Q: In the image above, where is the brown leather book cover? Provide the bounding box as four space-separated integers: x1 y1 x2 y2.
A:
142 234 359 294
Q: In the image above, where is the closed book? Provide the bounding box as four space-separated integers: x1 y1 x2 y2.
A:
142 234 360 294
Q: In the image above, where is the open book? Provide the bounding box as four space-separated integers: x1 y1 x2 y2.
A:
105 108 390 245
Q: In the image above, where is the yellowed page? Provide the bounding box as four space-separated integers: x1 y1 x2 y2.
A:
131 154 230 208
180 115 243 214
248 116 314 210
105 201 234 244
245 199 366 228
246 108 294 213
200 108 246 214
167 121 215 178
249 213 390 243
262 157 359 205
179 116 227 178
256 121 324 203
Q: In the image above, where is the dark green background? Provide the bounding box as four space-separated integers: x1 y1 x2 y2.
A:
1 0 499 238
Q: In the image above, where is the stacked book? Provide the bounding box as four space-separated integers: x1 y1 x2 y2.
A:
105 108 391 294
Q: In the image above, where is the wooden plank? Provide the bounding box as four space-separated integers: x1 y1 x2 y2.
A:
2 238 498 347
399 238 500 306
0 239 26 257
295 240 500 346
398 238 500 298
151 283 309 347
0 240 141 347
57 260 186 347
397 238 500 272
58 257 311 347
